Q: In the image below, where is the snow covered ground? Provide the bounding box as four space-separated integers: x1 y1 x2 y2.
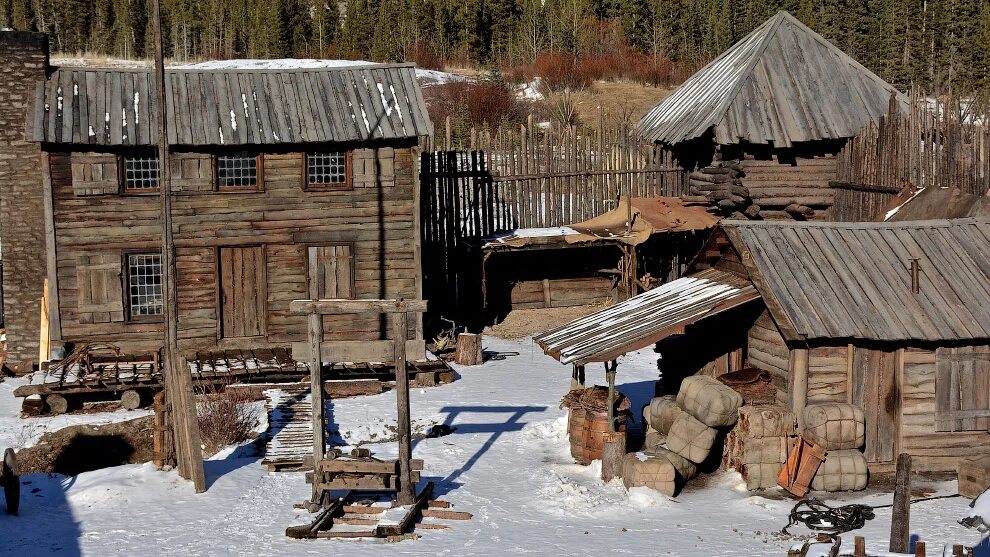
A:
0 336 984 556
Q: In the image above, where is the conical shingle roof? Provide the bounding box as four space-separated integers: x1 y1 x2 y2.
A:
636 11 904 147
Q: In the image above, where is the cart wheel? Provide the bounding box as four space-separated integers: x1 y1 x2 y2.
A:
2 448 18 515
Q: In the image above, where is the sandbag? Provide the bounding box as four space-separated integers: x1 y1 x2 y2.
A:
811 449 868 492
643 429 666 452
677 375 744 427
803 403 865 450
738 406 795 439
667 412 718 464
648 396 681 435
622 449 697 497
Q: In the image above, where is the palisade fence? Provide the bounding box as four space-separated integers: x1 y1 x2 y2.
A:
420 119 687 330
832 92 990 221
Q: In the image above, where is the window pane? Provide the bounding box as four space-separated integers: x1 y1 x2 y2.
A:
218 152 258 188
307 151 347 185
124 155 160 191
127 254 163 317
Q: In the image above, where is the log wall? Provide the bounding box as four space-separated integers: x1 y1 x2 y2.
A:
807 346 848 403
740 156 837 220
509 277 615 310
746 310 789 402
49 144 419 357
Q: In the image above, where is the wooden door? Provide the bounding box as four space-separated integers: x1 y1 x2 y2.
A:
851 347 900 463
218 246 267 339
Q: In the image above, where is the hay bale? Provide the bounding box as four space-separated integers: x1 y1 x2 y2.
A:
742 462 784 490
677 375 744 427
738 406 795 439
666 412 718 464
811 449 868 492
622 449 697 497
804 403 865 450
647 396 681 435
644 428 666 452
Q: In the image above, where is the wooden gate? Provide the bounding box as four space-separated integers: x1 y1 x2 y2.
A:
218 246 267 339
851 347 900 463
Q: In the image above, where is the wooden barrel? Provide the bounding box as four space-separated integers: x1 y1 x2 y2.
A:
582 409 627 462
567 408 587 463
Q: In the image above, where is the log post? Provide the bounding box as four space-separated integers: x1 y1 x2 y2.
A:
308 311 325 503
790 348 809 432
393 311 414 505
605 360 618 432
601 431 626 482
890 452 912 553
854 536 865 557
914 541 926 557
570 364 585 391
454 333 483 366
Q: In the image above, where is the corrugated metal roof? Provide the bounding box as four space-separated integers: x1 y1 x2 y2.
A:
534 269 760 365
723 218 990 342
635 11 904 147
28 63 432 146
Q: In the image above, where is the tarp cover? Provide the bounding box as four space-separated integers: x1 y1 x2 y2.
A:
484 197 717 249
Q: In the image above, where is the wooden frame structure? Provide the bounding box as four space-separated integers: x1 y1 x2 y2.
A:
289 298 428 505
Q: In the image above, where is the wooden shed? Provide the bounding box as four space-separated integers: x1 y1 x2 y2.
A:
635 11 904 221
0 33 433 369
537 218 990 474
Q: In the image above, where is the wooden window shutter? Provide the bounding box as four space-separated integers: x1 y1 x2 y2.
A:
935 346 990 432
308 245 354 299
76 253 125 323
70 153 121 196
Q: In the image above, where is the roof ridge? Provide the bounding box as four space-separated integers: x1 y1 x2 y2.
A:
50 62 418 74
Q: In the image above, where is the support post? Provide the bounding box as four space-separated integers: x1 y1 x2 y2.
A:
152 0 204 492
308 312 325 502
602 359 625 481
605 360 618 433
40 152 60 344
393 311 414 505
890 452 912 553
570 364 585 391
790 347 809 432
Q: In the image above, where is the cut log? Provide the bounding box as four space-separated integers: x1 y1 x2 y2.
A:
21 395 43 416
45 393 69 415
454 334 483 366
120 389 146 410
743 204 762 218
681 195 710 204
784 204 815 217
601 431 626 482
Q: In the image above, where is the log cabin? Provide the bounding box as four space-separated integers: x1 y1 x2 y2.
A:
0 31 433 370
635 11 905 222
536 218 990 474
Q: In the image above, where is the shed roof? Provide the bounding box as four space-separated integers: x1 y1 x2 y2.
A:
534 269 759 365
635 11 904 147
879 186 990 222
28 63 432 146
722 218 990 343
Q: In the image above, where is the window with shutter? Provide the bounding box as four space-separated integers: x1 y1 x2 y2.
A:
76 253 125 323
308 245 354 299
935 346 990 432
71 153 120 196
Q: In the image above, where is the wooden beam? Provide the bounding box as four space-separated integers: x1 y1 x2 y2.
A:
308 311 325 503
890 453 912 553
790 347 809 432
291 339 426 363
40 152 61 343
393 311 415 505
152 0 205 493
411 146 424 342
290 299 429 315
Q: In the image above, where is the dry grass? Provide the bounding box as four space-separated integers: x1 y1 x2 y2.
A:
562 80 673 130
196 389 261 455
484 304 610 339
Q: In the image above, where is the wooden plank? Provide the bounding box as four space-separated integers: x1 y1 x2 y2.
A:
41 153 62 342
289 299 428 315
393 310 414 505
291 340 426 363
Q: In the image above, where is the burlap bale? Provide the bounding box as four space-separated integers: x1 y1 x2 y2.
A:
647 396 681 435
666 412 718 464
738 405 795 439
677 375 744 427
622 452 678 496
646 446 698 481
803 403 865 450
643 429 666 452
811 449 868 492
742 462 784 490
740 436 788 466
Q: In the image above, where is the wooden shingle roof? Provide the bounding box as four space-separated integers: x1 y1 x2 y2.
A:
636 11 905 147
28 63 432 146
722 218 990 343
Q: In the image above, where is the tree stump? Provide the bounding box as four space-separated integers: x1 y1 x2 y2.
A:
45 393 69 415
120 389 145 410
601 431 627 482
454 333 483 366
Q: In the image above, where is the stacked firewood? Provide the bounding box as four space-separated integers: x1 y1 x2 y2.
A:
683 162 760 219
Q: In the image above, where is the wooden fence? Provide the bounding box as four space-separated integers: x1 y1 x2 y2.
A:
832 93 990 220
419 120 686 330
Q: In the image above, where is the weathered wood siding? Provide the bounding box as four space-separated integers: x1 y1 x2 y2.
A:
509 277 615 310
807 346 848 403
50 145 419 357
740 156 837 220
902 347 990 472
746 309 789 401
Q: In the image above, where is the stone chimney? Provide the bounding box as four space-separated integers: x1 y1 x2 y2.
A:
0 31 49 371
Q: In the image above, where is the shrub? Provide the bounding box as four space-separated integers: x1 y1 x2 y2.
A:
197 388 261 455
424 80 529 143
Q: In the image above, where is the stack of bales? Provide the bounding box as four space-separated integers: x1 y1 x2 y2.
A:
804 403 868 492
623 376 743 496
683 162 759 219
723 406 796 490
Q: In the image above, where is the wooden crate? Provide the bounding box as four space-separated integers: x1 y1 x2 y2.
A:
958 455 990 498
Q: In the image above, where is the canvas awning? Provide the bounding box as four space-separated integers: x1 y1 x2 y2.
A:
483 197 717 250
534 268 759 365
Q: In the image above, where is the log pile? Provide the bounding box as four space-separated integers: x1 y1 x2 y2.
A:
684 162 757 218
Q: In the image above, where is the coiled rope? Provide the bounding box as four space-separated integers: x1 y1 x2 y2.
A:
783 494 962 535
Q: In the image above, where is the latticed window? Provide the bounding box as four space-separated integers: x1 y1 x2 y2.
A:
127 253 163 318
123 154 160 192
217 152 259 189
306 151 349 188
